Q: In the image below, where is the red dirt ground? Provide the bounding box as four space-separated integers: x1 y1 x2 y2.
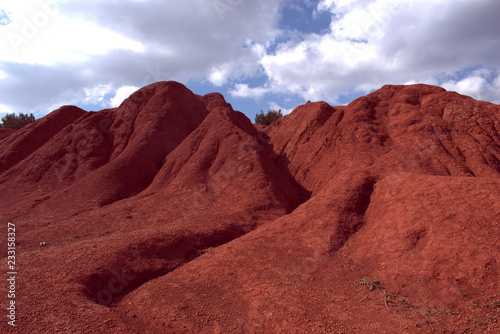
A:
1 81 499 333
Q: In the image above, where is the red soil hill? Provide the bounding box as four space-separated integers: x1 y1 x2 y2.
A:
0 82 499 333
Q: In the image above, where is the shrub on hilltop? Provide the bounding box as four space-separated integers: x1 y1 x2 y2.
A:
255 109 283 126
0 113 35 129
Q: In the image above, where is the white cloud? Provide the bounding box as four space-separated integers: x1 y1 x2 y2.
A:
317 0 335 11
0 103 12 116
0 1 144 65
1 0 500 119
209 67 230 87
256 0 500 104
0 0 282 115
208 42 269 86
83 84 113 105
110 85 139 107
268 101 293 115
442 70 500 103
230 83 270 99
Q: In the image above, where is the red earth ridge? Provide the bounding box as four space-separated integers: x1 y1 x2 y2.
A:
0 81 499 333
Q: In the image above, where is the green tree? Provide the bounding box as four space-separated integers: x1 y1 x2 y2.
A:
0 113 35 129
255 109 283 126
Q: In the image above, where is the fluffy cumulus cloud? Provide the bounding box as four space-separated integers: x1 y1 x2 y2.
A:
442 69 500 104
230 83 271 99
110 85 140 107
208 42 267 87
268 101 294 115
0 0 281 115
0 0 499 118
256 0 500 103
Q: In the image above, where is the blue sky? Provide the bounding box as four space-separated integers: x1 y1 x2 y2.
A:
1 0 500 121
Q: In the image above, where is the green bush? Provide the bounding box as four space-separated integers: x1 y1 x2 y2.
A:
255 109 283 126
0 113 35 129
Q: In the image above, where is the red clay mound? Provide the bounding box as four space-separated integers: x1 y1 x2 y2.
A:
0 82 211 221
1 82 499 333
0 128 17 141
0 105 87 174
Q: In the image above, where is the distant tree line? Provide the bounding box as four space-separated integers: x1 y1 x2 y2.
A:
0 113 35 129
255 109 283 126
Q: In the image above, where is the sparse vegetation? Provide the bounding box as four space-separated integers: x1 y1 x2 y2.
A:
416 319 431 328
398 298 413 307
445 308 459 315
383 291 393 301
359 279 403 311
359 278 384 291
255 109 283 126
1 112 35 129
425 307 440 317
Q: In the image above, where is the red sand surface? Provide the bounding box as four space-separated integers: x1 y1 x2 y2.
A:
1 81 499 333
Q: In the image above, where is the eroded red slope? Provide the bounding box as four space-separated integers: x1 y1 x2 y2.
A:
0 82 499 333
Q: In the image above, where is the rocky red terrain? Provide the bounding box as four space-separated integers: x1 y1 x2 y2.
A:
1 81 499 333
